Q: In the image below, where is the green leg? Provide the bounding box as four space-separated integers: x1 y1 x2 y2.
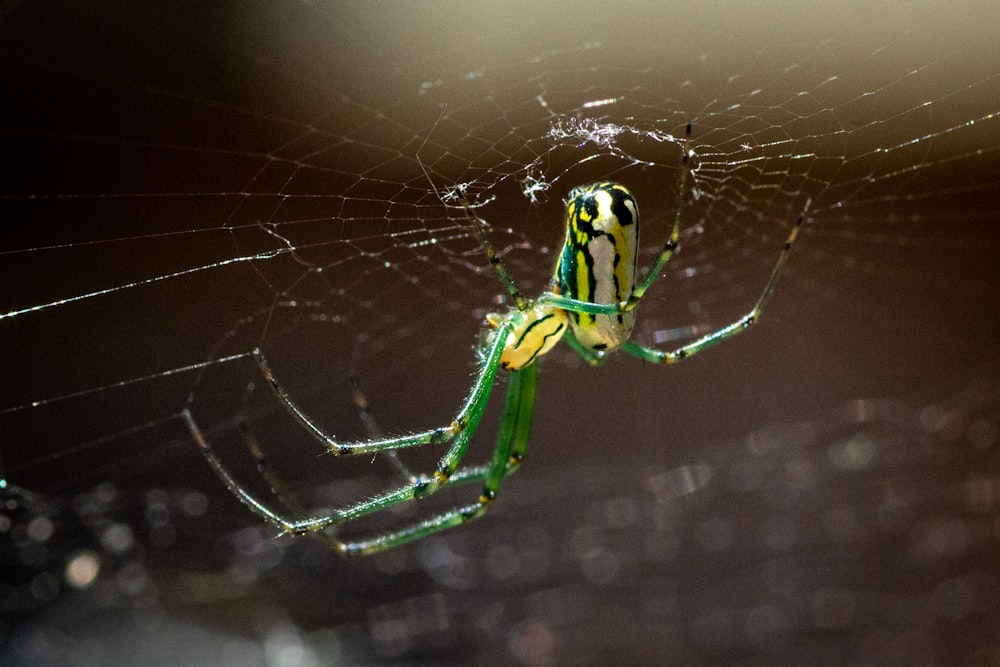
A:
187 409 455 539
235 423 356 553
341 360 538 556
622 215 803 364
253 316 510 457
485 360 537 486
187 322 514 556
237 415 528 543
223 374 430 553
464 203 529 312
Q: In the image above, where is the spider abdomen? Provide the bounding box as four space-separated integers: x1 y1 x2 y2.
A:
554 182 639 350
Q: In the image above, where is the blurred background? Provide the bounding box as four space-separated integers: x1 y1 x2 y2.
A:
2 1 999 664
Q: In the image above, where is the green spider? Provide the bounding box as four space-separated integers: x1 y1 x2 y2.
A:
187 127 803 557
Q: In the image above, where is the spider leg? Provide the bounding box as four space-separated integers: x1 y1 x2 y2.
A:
187 412 445 548
620 122 690 310
622 215 803 364
237 405 433 553
214 375 416 553
337 361 538 556
232 372 415 526
185 357 538 557
349 360 523 488
465 203 529 312
254 318 511 458
186 320 514 554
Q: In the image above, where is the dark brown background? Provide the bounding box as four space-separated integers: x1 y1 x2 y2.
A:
2 2 998 665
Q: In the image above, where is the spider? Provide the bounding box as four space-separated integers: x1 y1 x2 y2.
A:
186 125 803 557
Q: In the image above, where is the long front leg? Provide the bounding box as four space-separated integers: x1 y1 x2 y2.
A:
187 322 513 556
622 215 803 365
253 319 511 457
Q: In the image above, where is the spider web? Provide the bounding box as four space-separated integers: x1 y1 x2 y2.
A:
2 2 999 664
